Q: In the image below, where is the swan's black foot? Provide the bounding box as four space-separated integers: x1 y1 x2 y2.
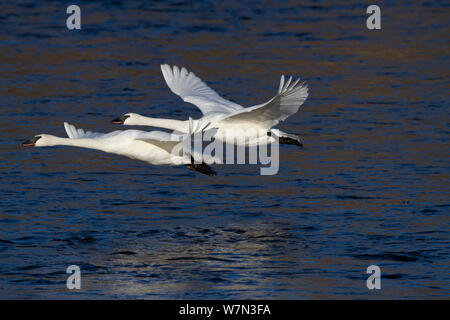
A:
186 163 217 176
278 137 303 147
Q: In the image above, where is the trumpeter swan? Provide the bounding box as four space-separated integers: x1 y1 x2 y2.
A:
112 64 308 147
22 121 217 176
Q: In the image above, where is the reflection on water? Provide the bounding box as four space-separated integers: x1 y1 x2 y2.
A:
0 1 449 298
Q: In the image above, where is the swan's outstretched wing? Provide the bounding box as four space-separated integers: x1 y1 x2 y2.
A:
64 122 122 139
160 64 243 116
220 75 308 127
136 138 181 154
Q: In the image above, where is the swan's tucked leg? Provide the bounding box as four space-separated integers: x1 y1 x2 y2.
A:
268 131 303 147
278 136 303 147
185 157 217 176
185 163 217 176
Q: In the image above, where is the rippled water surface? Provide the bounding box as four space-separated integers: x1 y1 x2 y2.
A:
0 0 449 299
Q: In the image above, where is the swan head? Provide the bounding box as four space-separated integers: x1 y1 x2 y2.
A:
22 134 57 147
111 113 136 125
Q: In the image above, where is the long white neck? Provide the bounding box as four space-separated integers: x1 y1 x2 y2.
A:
128 114 189 132
44 136 107 151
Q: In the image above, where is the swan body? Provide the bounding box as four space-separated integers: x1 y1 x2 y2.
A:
22 122 217 175
113 64 308 147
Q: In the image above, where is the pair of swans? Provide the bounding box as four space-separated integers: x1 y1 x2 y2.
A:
23 65 308 176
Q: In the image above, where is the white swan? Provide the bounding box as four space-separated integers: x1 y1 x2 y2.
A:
22 121 217 176
112 64 308 147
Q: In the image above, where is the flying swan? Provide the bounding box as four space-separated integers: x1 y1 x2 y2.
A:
22 120 217 176
112 64 308 147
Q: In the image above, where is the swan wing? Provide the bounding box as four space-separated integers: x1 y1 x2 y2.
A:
160 64 243 116
134 130 184 154
64 122 124 139
136 118 218 156
220 75 308 127
135 138 181 154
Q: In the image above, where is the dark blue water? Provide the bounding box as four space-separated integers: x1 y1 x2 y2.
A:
0 0 449 299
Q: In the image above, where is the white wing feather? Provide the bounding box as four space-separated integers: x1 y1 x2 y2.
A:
64 122 112 139
220 75 308 127
160 64 243 116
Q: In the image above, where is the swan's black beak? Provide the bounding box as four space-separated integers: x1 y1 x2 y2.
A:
22 136 41 147
111 115 130 124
